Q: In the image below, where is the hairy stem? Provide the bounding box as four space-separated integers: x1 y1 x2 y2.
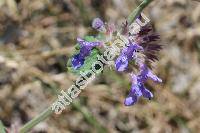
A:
19 107 53 133
19 0 154 132
127 0 154 25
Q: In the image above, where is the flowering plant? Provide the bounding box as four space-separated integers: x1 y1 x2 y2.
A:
15 0 163 132
67 15 162 106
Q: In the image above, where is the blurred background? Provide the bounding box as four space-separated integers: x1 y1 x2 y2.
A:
0 0 200 132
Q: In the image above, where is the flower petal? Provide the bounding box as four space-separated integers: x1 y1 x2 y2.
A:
131 84 142 97
147 69 162 83
71 38 101 70
124 95 138 106
92 18 105 31
140 84 153 99
130 73 138 85
71 54 84 69
115 55 129 71
77 38 100 47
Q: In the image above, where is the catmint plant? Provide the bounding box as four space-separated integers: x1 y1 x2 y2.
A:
67 16 162 106
17 0 158 132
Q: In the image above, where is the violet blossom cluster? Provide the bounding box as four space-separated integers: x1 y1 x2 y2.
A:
70 15 162 106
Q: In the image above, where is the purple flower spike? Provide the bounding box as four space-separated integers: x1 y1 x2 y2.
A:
124 64 162 106
92 18 105 31
67 14 163 107
71 38 101 69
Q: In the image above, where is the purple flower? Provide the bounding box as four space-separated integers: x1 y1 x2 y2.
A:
92 18 105 31
115 40 143 71
137 63 162 83
68 15 163 107
124 64 162 106
115 55 129 72
71 38 100 69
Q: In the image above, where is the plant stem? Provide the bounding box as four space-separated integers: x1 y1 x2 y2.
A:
19 0 154 132
0 120 6 133
127 0 154 25
19 107 53 133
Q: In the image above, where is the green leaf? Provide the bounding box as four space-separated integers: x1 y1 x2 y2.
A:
67 36 101 75
67 48 100 75
0 120 6 133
